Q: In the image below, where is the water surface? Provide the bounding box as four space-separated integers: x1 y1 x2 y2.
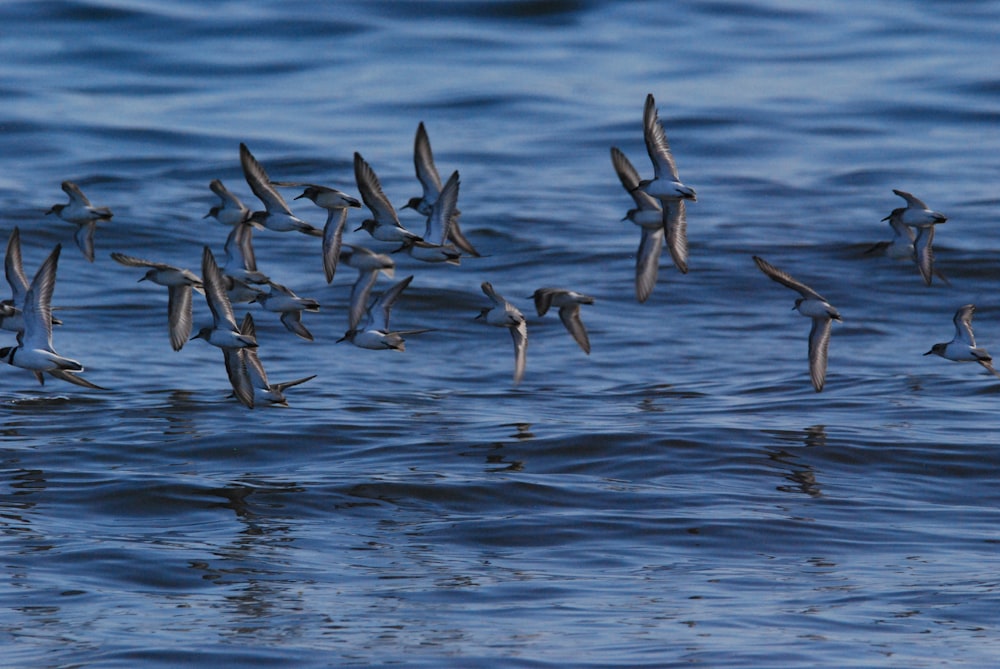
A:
2 1 1000 667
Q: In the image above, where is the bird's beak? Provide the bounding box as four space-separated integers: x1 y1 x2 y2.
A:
923 349 934 356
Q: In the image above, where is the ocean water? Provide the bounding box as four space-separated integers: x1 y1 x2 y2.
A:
2 0 1000 666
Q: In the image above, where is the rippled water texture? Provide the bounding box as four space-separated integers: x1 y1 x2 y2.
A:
2 1 1000 667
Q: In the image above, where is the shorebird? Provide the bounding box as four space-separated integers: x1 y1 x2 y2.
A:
45 181 113 262
532 288 594 355
340 244 396 333
634 93 697 203
339 275 430 351
191 246 257 408
753 255 841 392
251 282 320 341
611 146 687 302
222 222 270 286
353 152 422 243
402 122 479 256
111 252 203 351
397 170 463 264
882 189 947 286
274 181 361 283
925 304 1000 378
477 281 527 385
240 143 323 236
0 244 105 389
204 179 253 227
1 227 61 334
236 313 316 406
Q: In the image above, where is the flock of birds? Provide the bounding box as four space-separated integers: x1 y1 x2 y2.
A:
0 93 993 404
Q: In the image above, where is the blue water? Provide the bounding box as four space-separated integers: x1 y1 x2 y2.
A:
2 1 1000 666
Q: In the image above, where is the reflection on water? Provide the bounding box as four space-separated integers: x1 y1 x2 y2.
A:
767 425 826 498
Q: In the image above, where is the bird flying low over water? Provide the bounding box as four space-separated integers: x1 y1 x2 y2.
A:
402 122 480 257
403 122 448 217
272 181 361 283
111 252 203 351
477 281 527 385
611 146 687 303
222 222 270 287
925 304 1000 378
192 246 258 352
532 287 594 355
338 275 430 351
753 255 841 393
634 93 697 204
881 189 947 286
353 152 423 244
340 244 396 334
2 227 62 335
0 244 105 389
45 181 113 262
251 282 321 341
239 143 323 236
397 169 463 264
191 246 258 408
235 313 316 407
205 179 253 227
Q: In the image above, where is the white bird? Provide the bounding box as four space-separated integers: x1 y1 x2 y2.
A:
865 208 916 260
884 189 947 286
532 288 594 355
275 181 361 283
403 122 447 217
477 281 527 385
634 93 697 203
225 276 266 306
339 275 430 350
867 197 950 285
353 152 422 243
925 304 1000 378
402 122 479 256
1 227 61 334
45 181 113 262
890 188 948 227
236 313 316 406
222 222 270 286
251 282 320 341
611 146 688 302
204 179 253 227
191 246 257 408
340 244 396 333
0 244 105 389
239 143 322 236
110 252 204 351
397 170 463 264
191 246 258 351
753 256 841 393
